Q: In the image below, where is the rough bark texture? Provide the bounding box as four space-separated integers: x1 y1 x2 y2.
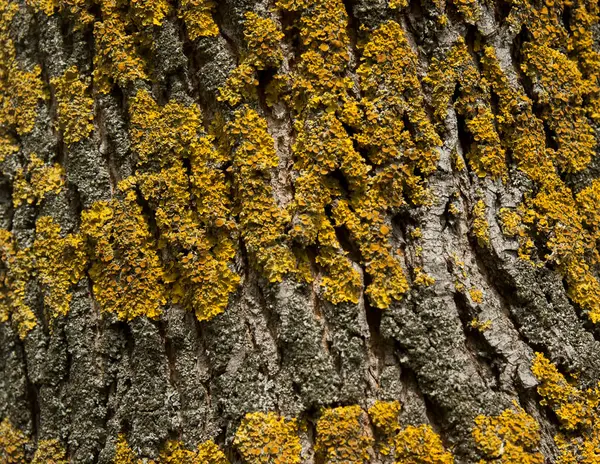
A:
1 0 600 462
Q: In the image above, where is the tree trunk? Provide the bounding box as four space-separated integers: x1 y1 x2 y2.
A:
1 0 600 462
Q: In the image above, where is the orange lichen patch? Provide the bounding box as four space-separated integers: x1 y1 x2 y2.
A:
472 403 544 464
532 353 600 463
426 40 506 180
395 424 454 464
12 154 64 208
0 230 36 339
33 217 87 321
179 0 219 40
81 181 166 320
315 405 373 463
31 439 68 464
0 418 29 463
234 412 301 464
219 12 284 106
225 107 296 282
51 66 94 145
93 14 147 93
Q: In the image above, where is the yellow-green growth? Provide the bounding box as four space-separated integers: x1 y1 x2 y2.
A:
219 12 284 106
129 0 170 27
0 230 36 338
394 424 454 464
0 65 46 135
113 433 138 464
93 14 147 93
426 40 506 180
130 89 238 322
234 412 301 464
0 418 29 464
531 353 599 431
315 405 373 463
356 21 440 173
369 400 401 456
226 107 296 282
81 181 166 320
196 440 230 464
531 353 600 463
129 89 202 165
31 439 68 464
13 154 64 207
179 0 219 39
33 216 87 321
472 403 544 463
472 200 490 248
51 66 94 144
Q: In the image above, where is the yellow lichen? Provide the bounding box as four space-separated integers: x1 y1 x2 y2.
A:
225 107 296 283
129 89 239 322
81 182 167 320
0 230 36 338
93 14 147 93
31 439 68 464
413 268 436 287
179 0 219 39
394 424 454 464
234 412 301 464
13 154 64 208
472 403 544 464
51 66 94 145
113 433 138 464
369 400 401 456
469 288 483 304
0 418 29 464
315 405 373 463
532 353 600 463
426 40 506 180
33 217 87 321
219 12 284 106
472 200 490 248
470 318 492 332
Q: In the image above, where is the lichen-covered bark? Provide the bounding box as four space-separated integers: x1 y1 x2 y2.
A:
1 0 600 462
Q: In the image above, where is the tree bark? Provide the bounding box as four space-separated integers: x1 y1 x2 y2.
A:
1 0 600 462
